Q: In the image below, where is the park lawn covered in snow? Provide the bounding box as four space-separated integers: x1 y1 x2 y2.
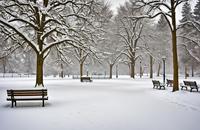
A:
0 76 200 130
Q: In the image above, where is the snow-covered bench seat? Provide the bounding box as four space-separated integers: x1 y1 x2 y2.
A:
181 81 199 92
7 89 48 107
81 76 92 82
152 80 165 90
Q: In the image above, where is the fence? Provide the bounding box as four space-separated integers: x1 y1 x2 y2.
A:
0 73 35 78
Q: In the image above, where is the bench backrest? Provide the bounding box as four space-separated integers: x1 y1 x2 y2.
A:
7 89 47 97
81 77 91 80
183 81 197 87
183 81 190 86
167 79 173 83
152 80 160 85
189 81 197 87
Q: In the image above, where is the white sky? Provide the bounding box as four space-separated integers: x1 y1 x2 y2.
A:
107 0 128 15
108 0 197 23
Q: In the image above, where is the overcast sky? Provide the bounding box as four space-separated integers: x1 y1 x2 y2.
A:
107 0 127 15
107 0 197 23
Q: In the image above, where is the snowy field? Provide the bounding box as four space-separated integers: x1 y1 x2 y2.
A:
0 76 200 130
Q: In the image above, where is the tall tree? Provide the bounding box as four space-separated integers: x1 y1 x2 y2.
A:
194 0 200 21
115 1 145 78
131 0 189 91
180 2 193 23
100 20 122 79
0 0 98 86
179 1 194 77
156 14 170 77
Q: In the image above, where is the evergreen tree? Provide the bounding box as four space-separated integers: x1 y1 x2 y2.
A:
180 2 193 23
179 1 199 77
179 2 193 33
194 0 200 21
157 14 169 31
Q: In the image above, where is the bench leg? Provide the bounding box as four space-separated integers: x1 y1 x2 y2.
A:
11 100 14 108
15 101 17 107
42 100 44 107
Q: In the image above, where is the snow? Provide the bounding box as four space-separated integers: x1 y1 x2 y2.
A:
0 76 200 130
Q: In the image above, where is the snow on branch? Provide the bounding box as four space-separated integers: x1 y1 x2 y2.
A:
42 38 81 55
0 18 38 53
48 0 94 12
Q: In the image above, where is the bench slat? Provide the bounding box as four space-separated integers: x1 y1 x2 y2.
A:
7 89 47 96
7 97 48 101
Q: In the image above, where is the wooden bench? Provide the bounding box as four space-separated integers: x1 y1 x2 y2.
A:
152 80 165 90
181 81 199 92
81 76 92 82
7 89 48 107
166 79 173 87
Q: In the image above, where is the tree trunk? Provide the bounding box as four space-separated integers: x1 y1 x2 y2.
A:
116 64 118 78
157 62 161 77
185 65 188 79
150 55 153 78
140 61 142 78
3 57 6 74
130 62 135 78
60 63 64 78
191 65 194 77
109 64 113 79
80 63 83 78
128 64 131 77
171 0 179 92
35 54 44 87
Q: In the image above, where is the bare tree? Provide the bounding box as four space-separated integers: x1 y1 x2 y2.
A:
115 2 146 78
0 0 99 86
130 0 191 91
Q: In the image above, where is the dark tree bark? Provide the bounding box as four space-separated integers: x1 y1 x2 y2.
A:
109 64 113 79
116 64 118 78
3 57 6 74
35 0 45 87
35 54 44 87
130 62 135 78
140 61 142 78
157 62 161 77
185 65 188 79
191 65 194 77
60 63 64 78
80 63 83 78
150 55 153 78
171 0 179 91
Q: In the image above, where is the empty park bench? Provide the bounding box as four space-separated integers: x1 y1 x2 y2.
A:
80 76 92 82
166 79 173 87
7 89 48 107
152 80 165 90
181 81 199 92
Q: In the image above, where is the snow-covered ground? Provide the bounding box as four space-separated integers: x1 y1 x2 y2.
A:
0 76 200 130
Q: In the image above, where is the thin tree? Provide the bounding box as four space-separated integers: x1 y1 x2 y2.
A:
115 2 145 78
